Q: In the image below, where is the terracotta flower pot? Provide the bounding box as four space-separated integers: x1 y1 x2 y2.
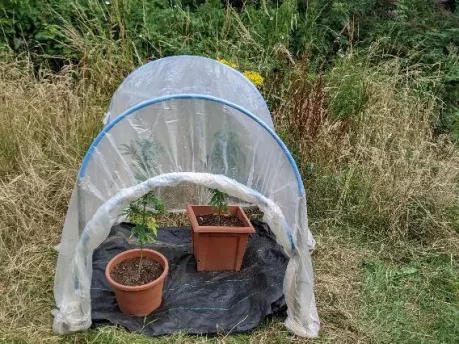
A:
105 248 169 316
186 205 255 272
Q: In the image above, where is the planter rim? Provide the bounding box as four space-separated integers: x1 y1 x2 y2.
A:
187 205 255 234
105 248 169 292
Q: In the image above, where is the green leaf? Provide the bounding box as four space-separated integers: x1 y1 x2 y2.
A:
209 188 228 215
123 191 164 245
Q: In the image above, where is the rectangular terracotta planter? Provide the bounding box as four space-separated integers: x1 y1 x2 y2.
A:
186 205 255 272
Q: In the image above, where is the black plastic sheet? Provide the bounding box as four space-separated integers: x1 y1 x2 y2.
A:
91 220 288 335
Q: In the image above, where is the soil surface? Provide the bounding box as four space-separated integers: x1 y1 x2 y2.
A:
197 214 245 227
111 256 163 286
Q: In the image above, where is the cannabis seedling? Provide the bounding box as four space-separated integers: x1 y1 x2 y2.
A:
123 191 165 274
209 188 228 224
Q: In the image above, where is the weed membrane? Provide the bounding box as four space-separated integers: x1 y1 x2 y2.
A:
91 220 288 335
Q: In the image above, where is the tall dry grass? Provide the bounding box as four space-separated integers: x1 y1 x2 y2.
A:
0 53 103 340
277 57 459 246
343 72 459 242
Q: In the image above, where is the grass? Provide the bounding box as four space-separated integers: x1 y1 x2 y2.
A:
1 1 459 343
360 255 459 343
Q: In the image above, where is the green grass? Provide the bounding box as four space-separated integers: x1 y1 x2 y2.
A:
360 255 459 343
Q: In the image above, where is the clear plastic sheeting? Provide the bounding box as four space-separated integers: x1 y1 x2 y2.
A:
105 55 274 128
54 173 319 337
53 55 319 338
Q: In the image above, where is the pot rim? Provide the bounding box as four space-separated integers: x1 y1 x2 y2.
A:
186 204 255 234
105 248 169 292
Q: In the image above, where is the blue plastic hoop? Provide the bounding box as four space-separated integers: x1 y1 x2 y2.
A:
106 55 273 128
78 94 304 196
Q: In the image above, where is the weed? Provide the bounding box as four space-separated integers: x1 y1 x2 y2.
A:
123 191 165 271
284 57 327 163
209 189 229 224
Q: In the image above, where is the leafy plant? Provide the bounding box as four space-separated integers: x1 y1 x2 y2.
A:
121 136 164 182
209 188 228 224
123 191 165 273
208 129 249 182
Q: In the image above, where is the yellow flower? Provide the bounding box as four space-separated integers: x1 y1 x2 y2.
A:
243 70 264 88
217 58 238 69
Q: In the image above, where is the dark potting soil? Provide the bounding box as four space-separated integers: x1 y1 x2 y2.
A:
197 214 245 227
110 257 163 286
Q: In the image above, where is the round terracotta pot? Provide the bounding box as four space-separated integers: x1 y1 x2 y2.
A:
105 248 169 316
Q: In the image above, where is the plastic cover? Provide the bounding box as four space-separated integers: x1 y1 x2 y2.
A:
53 56 319 338
105 56 274 128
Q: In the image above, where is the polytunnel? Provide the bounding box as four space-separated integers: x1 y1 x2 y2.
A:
53 55 320 337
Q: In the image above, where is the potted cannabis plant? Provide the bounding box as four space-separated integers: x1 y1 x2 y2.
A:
186 189 255 272
105 192 169 316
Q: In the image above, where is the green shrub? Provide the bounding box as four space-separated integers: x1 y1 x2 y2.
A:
326 54 368 120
